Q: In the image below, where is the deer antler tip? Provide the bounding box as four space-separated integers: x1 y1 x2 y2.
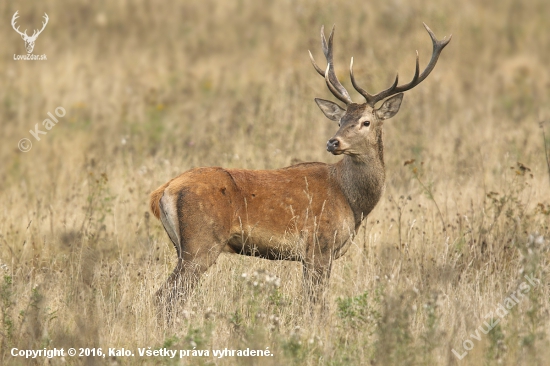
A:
313 24 354 105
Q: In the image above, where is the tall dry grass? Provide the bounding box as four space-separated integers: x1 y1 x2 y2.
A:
0 0 549 365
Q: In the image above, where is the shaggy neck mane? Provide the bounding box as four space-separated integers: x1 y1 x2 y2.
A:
332 128 385 229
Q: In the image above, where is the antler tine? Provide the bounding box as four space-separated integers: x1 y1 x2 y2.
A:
351 56 402 107
308 25 332 78
308 50 325 77
11 11 19 27
11 11 28 37
33 13 49 38
324 26 353 104
362 23 452 107
321 25 329 58
350 57 370 101
309 25 353 105
324 64 350 105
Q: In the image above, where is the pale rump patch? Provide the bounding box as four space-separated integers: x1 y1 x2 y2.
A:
159 192 181 255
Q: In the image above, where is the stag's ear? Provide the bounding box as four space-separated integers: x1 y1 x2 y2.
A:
315 98 346 122
375 93 404 121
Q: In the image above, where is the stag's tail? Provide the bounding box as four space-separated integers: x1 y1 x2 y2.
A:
150 182 169 220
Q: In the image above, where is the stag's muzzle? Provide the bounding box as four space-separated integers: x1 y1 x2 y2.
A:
326 138 340 154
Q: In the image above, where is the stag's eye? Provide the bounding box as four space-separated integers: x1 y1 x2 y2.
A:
363 121 371 127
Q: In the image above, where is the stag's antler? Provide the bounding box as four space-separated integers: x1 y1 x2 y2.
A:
350 23 452 107
309 25 353 105
30 13 49 40
11 11 49 40
11 11 27 38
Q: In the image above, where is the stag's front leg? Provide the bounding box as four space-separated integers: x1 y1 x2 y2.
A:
302 253 333 308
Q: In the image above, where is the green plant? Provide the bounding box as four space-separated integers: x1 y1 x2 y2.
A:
336 290 380 332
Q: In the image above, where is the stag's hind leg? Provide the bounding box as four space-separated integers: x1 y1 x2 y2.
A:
155 192 226 321
155 241 225 322
155 254 220 319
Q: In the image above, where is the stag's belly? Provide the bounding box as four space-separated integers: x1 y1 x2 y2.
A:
223 232 305 261
225 197 355 261
222 165 356 260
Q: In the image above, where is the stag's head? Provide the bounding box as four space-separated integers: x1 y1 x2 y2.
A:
310 24 451 156
12 11 49 54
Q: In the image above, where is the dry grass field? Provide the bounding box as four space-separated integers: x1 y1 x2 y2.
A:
1 0 549 365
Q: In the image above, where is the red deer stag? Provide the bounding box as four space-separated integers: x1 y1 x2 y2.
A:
150 24 451 311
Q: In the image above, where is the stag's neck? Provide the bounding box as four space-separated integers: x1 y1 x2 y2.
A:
332 132 385 229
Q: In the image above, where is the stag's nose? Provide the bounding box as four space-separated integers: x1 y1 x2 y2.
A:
326 138 339 152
